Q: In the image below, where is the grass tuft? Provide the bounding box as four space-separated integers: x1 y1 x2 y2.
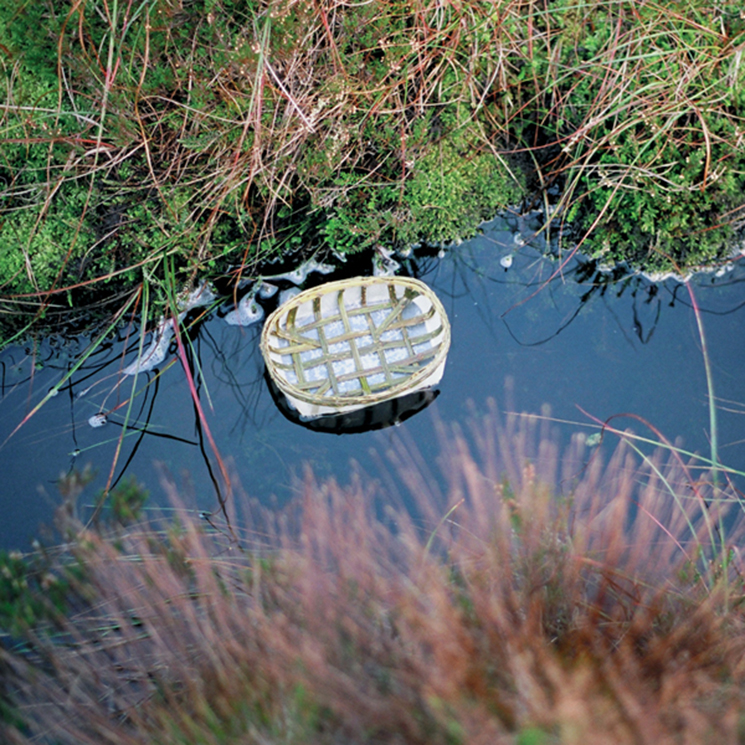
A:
1 1 744 339
3 404 745 743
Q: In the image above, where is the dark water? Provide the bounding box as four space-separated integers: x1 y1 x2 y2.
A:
2 213 744 551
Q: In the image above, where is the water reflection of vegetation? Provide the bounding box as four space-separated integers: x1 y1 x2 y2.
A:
439 215 745 350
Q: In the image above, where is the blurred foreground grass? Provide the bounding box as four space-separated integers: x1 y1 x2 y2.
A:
3 406 745 743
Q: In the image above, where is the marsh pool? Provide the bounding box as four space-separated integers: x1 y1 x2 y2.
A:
1 212 744 551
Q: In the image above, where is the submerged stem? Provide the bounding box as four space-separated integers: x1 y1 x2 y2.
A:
687 284 719 487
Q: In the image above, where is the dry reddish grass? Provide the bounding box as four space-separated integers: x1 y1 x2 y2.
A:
4 405 745 744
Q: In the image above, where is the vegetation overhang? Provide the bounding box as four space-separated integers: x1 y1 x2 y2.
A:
0 0 744 341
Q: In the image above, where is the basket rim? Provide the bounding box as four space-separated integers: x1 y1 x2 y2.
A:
260 275 451 409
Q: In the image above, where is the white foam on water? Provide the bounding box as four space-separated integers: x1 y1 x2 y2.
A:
300 347 323 363
401 302 420 319
178 281 217 312
408 323 427 338
305 364 328 383
279 287 302 305
373 255 401 277
349 315 368 332
373 247 401 277
88 413 107 428
278 265 308 285
270 258 337 286
324 320 345 339
380 329 402 342
311 259 336 275
123 317 175 375
337 378 361 394
369 309 387 327
258 281 278 299
225 294 265 326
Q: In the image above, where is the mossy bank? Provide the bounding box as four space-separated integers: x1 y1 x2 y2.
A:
1 0 744 340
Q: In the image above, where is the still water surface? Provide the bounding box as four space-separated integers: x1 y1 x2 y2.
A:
1 214 744 551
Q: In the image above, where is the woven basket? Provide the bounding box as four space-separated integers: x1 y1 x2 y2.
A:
260 276 451 419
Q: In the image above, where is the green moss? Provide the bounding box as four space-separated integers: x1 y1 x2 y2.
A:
0 188 93 292
402 133 523 246
517 727 553 745
319 122 524 254
0 0 61 86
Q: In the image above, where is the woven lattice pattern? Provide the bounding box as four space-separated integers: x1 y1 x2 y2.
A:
261 277 450 412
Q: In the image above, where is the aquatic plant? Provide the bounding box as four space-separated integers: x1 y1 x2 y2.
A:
2 405 744 743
